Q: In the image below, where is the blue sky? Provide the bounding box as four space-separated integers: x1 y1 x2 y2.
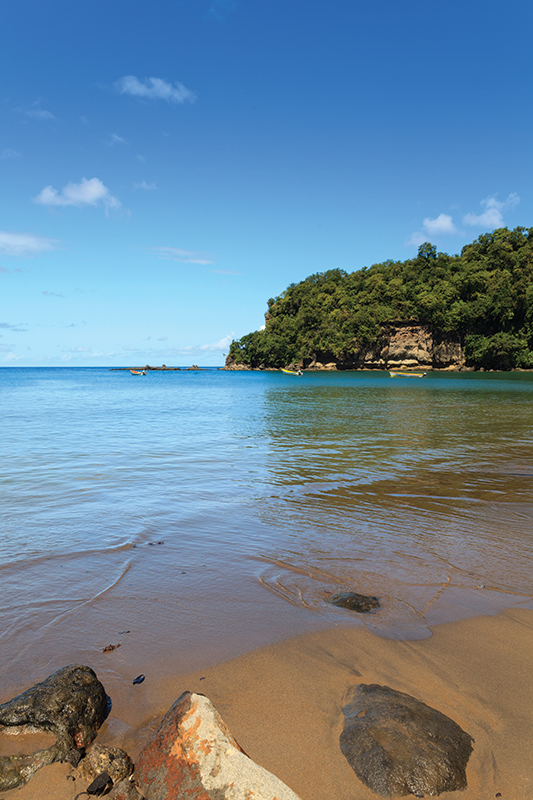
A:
1 0 531 365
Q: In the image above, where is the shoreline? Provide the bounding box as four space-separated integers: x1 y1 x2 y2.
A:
3 606 532 799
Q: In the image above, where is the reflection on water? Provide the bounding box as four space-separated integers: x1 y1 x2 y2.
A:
255 372 533 635
1 368 532 691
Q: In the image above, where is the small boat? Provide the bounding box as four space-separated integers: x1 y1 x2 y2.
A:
389 371 426 378
280 368 303 376
130 369 146 375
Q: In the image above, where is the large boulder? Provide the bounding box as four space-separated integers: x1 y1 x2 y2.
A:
135 691 301 800
0 665 107 791
340 684 473 797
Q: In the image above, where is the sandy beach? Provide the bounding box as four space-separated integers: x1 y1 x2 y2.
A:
3 605 532 799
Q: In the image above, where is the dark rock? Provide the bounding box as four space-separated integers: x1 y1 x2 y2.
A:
107 778 147 799
132 675 145 685
0 665 107 792
340 684 473 797
65 747 84 767
329 591 380 613
135 691 301 800
80 743 134 785
87 770 113 795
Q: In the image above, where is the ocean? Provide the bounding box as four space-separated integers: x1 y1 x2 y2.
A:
1 367 533 694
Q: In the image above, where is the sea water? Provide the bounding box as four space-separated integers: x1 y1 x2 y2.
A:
1 367 533 692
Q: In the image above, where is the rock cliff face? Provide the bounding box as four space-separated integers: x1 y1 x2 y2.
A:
225 323 465 371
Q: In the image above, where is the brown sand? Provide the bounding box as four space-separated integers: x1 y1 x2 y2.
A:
3 607 532 799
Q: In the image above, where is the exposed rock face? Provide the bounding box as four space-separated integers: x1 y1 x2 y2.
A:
135 691 302 800
0 665 107 791
340 684 473 797
328 592 380 613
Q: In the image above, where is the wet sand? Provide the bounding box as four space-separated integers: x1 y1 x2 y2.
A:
3 606 532 799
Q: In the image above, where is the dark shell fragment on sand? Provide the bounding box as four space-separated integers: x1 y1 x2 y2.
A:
340 683 473 797
329 591 380 613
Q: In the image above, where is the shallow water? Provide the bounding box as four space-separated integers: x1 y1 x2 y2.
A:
1 367 532 695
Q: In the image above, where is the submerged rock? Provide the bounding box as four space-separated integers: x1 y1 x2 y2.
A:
340 684 473 797
135 690 301 800
329 591 380 613
0 665 107 791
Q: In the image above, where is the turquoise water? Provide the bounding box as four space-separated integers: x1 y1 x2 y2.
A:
1 368 533 688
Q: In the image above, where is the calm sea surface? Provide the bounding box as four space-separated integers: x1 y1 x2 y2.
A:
1 367 533 690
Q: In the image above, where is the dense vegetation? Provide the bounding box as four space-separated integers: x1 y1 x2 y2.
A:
228 227 533 370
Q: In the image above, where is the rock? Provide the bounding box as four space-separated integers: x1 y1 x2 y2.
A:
80 743 134 784
0 665 107 792
329 592 380 613
86 770 113 795
107 778 147 799
135 691 302 800
109 778 147 799
339 684 473 797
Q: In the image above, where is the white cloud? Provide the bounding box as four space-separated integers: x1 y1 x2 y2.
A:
42 291 64 297
33 177 120 211
19 106 54 120
1 149 21 159
68 346 91 352
114 76 196 104
422 213 457 236
108 133 126 146
406 231 427 247
152 246 213 265
210 268 241 276
0 231 61 258
463 193 520 228
199 333 234 351
134 180 157 190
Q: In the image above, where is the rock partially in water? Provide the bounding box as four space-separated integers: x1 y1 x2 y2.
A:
340 684 473 797
329 591 380 613
0 665 107 792
135 690 302 800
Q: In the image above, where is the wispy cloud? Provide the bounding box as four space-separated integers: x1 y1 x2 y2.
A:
207 0 237 20
134 180 157 190
152 246 214 265
210 268 241 276
199 333 234 351
33 177 120 211
1 148 21 159
18 103 55 120
107 133 126 146
42 291 64 298
0 322 28 332
463 193 520 228
114 76 196 104
0 231 61 258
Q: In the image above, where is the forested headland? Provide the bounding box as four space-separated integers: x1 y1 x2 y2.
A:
227 227 533 371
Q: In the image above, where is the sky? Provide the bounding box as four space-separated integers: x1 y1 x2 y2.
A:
1 0 532 366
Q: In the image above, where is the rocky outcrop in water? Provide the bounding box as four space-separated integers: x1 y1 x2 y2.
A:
339 684 473 797
135 691 301 800
0 665 108 791
328 591 380 612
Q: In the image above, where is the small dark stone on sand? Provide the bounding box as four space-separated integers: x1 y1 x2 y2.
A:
65 748 84 767
329 592 380 613
132 675 145 685
87 771 113 796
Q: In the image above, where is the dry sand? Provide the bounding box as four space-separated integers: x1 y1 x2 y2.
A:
3 607 532 799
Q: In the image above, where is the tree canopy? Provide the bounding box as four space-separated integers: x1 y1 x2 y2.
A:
228 227 533 370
